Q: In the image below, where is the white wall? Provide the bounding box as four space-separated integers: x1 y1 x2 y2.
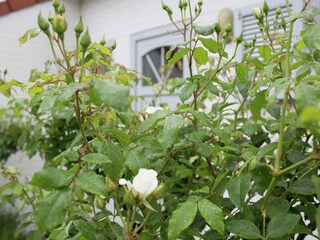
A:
0 0 81 186
0 0 80 106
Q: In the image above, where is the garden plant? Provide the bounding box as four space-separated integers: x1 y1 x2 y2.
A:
0 0 320 239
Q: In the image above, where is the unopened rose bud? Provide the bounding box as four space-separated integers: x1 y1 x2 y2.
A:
100 35 106 46
198 0 203 7
74 16 83 38
38 12 50 35
263 0 269 16
52 14 67 35
58 3 65 14
152 183 165 199
124 191 135 205
281 17 286 30
225 22 232 34
48 12 53 23
111 40 117 50
276 6 281 16
106 177 118 192
252 7 263 21
80 28 91 51
52 0 60 12
215 22 221 34
95 196 106 209
236 33 243 44
179 0 187 9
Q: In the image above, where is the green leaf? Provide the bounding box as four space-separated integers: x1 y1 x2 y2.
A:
39 95 57 112
300 106 320 122
301 24 320 51
75 172 108 196
138 110 171 132
92 78 130 111
30 168 73 190
194 25 215 36
82 153 111 165
193 47 208 65
311 175 320 199
58 82 86 102
235 63 248 84
316 208 320 237
250 90 267 121
228 172 251 208
179 82 197 103
126 149 150 174
258 45 271 62
266 197 290 219
198 199 224 235
19 28 41 45
199 37 220 53
168 48 190 65
35 189 72 233
288 179 316 195
106 129 130 146
226 220 261 239
100 141 125 181
159 114 184 149
190 110 212 127
267 214 300 238
0 79 22 93
168 200 198 240
74 220 97 240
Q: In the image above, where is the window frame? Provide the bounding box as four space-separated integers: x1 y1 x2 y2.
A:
131 23 188 109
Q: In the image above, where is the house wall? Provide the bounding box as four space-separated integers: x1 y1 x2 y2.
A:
0 0 80 184
80 0 265 69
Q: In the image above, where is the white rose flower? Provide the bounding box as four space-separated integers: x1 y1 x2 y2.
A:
119 168 158 201
252 7 263 20
145 106 163 115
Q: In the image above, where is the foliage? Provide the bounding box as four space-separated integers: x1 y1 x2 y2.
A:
1 0 320 239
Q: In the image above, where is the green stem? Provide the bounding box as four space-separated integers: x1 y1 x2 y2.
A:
133 210 152 235
275 153 316 177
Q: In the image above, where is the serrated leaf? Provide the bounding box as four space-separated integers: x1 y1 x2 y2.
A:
267 214 300 238
74 220 97 240
82 153 111 165
179 82 197 102
126 149 150 174
100 141 124 181
193 47 208 65
168 200 198 240
198 199 224 235
168 48 190 65
226 220 261 239
30 168 73 190
58 82 86 102
191 110 212 127
266 197 290 219
258 45 271 62
235 63 248 84
75 172 108 196
250 90 267 120
312 175 320 199
228 172 251 208
194 25 215 36
138 110 171 132
288 179 316 195
106 129 130 146
39 95 57 112
28 85 43 97
92 78 130 111
199 37 220 53
35 189 72 233
159 114 184 149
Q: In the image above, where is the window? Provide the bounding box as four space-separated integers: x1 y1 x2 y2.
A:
234 0 304 59
131 24 187 110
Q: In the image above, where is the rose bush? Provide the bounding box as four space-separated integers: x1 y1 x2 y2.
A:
0 0 320 239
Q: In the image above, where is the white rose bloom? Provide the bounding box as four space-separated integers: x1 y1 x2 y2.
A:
145 106 163 115
252 7 262 19
119 168 158 201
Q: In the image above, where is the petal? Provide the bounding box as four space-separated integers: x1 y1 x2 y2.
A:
119 179 127 185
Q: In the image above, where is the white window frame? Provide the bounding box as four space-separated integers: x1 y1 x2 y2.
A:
131 24 188 110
